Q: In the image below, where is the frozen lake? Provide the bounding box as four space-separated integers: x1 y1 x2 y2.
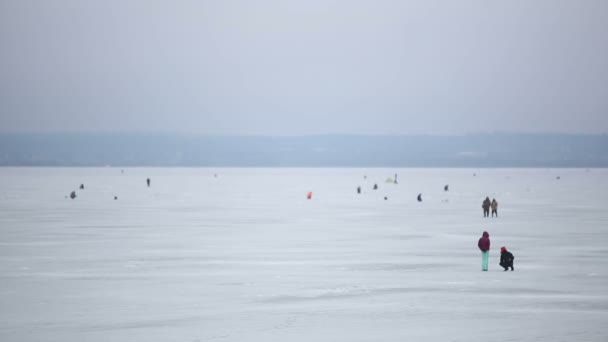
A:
1 168 607 341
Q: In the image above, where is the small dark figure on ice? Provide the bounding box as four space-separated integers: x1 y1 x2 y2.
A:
500 246 514 271
70 191 76 199
417 193 422 202
491 198 498 217
146 178 151 187
482 197 491 217
373 184 378 190
357 186 361 194
79 184 84 190
444 184 449 191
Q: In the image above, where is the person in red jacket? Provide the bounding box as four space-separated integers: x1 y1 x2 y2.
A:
478 231 491 271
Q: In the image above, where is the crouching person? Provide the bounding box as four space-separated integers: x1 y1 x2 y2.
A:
500 246 515 271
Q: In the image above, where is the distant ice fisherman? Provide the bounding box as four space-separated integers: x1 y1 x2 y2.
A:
491 198 498 217
417 193 422 202
146 178 151 187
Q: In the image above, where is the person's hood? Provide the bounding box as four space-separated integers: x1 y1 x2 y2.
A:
482 231 489 238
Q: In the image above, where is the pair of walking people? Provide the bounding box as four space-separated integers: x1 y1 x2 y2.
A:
482 197 498 217
477 231 514 271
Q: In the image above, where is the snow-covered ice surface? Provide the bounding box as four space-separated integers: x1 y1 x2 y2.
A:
1 168 608 341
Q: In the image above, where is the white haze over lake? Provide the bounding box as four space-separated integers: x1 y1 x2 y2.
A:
1 168 608 341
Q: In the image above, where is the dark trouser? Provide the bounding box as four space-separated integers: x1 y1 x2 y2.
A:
500 261 514 271
483 209 489 217
492 209 497 217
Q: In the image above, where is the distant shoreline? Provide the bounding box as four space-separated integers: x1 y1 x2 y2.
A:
1 133 607 167
0 166 606 169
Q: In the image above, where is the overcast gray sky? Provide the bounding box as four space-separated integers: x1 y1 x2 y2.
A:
1 0 607 135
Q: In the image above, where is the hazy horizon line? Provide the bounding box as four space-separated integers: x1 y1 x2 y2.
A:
2 131 607 137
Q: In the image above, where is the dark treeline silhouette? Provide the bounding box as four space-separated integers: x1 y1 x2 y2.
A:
1 133 608 167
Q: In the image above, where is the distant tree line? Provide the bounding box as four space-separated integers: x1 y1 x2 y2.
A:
0 133 607 167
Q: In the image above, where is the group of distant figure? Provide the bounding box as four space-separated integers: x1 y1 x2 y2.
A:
356 174 450 203
355 178 499 217
482 197 498 217
67 176 152 200
68 183 85 199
